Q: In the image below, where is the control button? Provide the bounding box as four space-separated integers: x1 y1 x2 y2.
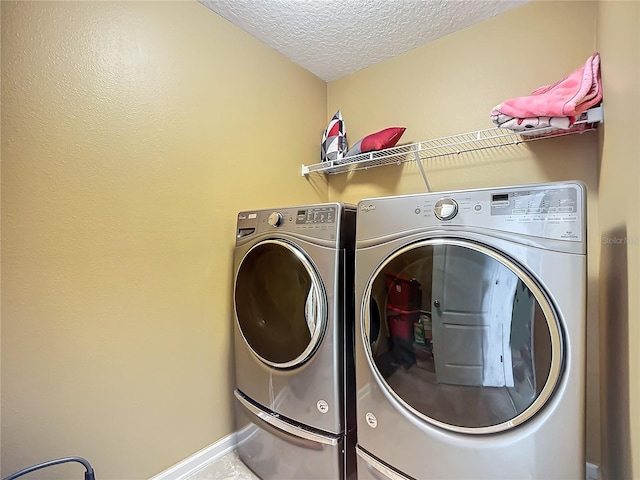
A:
434 198 459 221
365 412 378 428
415 208 421 214
317 400 329 414
267 212 283 227
474 204 482 212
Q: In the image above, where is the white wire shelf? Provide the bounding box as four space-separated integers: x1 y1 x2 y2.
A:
301 105 603 177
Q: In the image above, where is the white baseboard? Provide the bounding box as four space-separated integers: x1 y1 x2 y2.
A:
151 433 598 480
149 432 237 480
586 462 600 480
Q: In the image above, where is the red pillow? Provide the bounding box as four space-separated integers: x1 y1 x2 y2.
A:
345 127 406 157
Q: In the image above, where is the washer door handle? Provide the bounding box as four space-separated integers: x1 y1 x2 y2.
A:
305 288 317 335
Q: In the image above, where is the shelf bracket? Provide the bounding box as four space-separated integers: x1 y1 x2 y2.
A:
413 150 431 192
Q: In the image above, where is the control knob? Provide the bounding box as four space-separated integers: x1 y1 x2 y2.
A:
434 198 459 221
268 212 284 227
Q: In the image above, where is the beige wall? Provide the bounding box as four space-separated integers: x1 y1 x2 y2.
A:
1 1 326 478
596 2 640 479
327 0 603 466
2 0 638 478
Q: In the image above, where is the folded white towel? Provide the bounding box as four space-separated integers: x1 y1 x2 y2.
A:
492 115 572 132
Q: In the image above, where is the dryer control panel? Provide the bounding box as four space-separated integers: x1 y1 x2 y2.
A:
357 182 586 247
488 186 578 217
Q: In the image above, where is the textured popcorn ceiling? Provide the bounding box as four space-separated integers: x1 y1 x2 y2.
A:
200 0 528 82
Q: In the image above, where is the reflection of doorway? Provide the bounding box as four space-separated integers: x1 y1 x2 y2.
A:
368 240 555 429
431 245 516 387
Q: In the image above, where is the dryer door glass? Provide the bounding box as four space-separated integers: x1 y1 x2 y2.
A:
363 239 563 434
235 240 327 369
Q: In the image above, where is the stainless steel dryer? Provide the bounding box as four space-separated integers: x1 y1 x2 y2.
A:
353 182 587 479
233 203 356 480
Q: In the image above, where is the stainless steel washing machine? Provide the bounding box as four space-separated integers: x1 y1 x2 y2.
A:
353 182 587 479
233 203 357 480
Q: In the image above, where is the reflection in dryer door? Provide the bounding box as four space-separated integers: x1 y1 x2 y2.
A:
365 241 556 430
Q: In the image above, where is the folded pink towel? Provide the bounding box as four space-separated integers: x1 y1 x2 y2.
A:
492 52 602 119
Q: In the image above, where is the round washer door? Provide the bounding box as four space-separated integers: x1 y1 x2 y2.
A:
362 238 564 434
235 239 327 369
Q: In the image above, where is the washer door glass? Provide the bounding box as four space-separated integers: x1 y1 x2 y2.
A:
363 239 563 434
235 240 327 368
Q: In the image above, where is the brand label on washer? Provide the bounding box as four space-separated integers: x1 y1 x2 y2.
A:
365 412 378 428
317 400 329 414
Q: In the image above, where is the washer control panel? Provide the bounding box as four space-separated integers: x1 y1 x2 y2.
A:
237 204 341 241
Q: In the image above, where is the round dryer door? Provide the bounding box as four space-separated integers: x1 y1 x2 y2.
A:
362 238 564 434
235 239 327 369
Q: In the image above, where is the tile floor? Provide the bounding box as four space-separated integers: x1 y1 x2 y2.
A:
186 451 260 480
